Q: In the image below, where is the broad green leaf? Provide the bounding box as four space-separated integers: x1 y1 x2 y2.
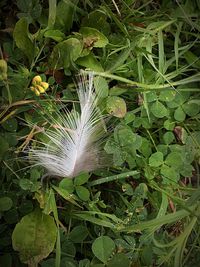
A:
164 119 175 131
19 179 41 192
81 10 110 35
149 152 164 167
107 253 130 267
13 18 35 64
80 27 108 48
106 96 127 118
12 208 57 265
165 152 183 169
161 164 179 182
49 38 82 70
182 102 200 116
76 52 103 71
68 225 88 243
74 173 90 186
150 101 168 118
92 236 115 263
44 29 65 42
59 178 74 193
174 107 186 122
115 125 136 149
55 0 75 32
76 186 90 201
0 197 13 211
159 90 176 102
163 132 175 145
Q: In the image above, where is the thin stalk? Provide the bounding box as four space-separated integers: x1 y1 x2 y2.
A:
88 170 139 186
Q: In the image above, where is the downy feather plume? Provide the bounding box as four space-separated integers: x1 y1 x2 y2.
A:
29 72 106 178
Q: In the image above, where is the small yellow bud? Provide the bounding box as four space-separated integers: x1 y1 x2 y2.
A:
36 85 45 93
40 81 49 90
30 86 35 92
32 75 42 85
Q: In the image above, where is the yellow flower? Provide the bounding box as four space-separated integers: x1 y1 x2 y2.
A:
40 82 49 90
31 75 49 96
32 75 42 85
36 85 45 93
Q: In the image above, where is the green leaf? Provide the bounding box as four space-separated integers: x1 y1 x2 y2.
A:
19 179 41 192
59 178 74 193
80 27 108 48
161 164 180 182
76 52 103 71
182 102 200 116
74 173 90 186
164 119 175 131
76 186 90 201
106 96 127 118
92 236 115 263
107 253 130 267
165 152 183 169
49 38 82 70
94 76 109 98
150 101 168 118
122 183 134 196
68 225 88 243
55 0 75 32
174 107 186 122
163 132 175 145
2 118 18 132
159 90 176 102
12 208 57 265
0 136 9 159
0 197 13 211
44 29 65 42
13 18 35 64
149 152 164 167
115 125 136 150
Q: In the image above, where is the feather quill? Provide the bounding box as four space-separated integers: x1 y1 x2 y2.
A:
29 72 105 178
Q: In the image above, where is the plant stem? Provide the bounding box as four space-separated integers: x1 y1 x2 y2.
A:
88 170 139 186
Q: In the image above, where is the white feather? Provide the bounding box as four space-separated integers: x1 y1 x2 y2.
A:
29 72 105 178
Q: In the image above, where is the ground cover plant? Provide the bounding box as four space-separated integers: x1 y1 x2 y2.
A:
1 0 200 266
